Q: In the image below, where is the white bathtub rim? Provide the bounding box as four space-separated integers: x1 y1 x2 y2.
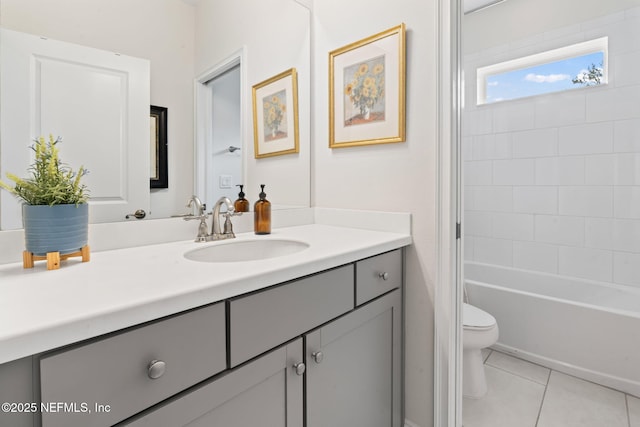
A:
492 343 640 399
465 261 640 297
465 278 640 320
464 262 640 320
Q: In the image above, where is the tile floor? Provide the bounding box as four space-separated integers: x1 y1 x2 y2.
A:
462 349 640 427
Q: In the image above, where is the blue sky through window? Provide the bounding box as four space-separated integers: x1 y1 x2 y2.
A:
485 51 604 103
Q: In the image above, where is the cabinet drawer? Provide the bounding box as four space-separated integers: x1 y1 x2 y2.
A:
39 302 226 427
229 265 354 367
122 339 304 427
356 249 402 305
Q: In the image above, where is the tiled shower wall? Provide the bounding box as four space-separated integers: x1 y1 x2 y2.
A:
463 7 640 288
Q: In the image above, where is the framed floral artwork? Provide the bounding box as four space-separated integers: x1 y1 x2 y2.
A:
329 24 406 148
252 68 300 158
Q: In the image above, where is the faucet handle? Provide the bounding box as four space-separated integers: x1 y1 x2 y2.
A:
186 195 205 216
222 213 236 237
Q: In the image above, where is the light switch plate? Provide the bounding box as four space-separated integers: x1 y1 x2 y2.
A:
219 175 232 189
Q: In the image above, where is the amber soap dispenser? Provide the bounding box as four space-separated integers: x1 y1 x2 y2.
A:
254 184 271 235
234 184 249 213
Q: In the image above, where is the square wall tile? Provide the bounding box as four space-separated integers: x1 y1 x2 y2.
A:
474 237 513 267
559 122 614 156
559 186 613 218
559 246 613 282
535 91 586 128
465 161 493 186
585 155 615 185
492 102 535 133
586 85 640 123
463 108 493 137
593 15 640 54
464 236 475 262
512 128 558 158
464 211 493 237
585 218 613 251
614 118 640 153
614 153 640 185
464 186 475 211
462 136 473 161
513 241 559 274
535 215 584 247
493 159 535 185
474 186 513 213
614 187 640 219
586 218 640 253
612 219 640 253
614 252 640 287
514 187 558 215
472 133 512 161
535 157 585 185
492 213 534 241
611 50 640 88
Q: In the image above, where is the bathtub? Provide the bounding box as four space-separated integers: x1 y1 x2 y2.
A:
465 262 640 398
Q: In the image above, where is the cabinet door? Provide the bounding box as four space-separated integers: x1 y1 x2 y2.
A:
122 338 304 427
306 290 402 427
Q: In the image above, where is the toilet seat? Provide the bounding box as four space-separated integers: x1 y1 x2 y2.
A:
463 303 496 331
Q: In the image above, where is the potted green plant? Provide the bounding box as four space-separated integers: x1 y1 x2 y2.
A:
0 134 89 257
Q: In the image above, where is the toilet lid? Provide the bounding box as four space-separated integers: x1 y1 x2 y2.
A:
463 303 496 330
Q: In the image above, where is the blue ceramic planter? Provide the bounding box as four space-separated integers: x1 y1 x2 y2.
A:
22 204 89 256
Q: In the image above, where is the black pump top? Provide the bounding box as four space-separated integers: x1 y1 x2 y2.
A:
259 184 267 200
237 184 245 198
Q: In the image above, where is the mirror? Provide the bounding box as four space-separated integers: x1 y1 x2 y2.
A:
0 0 311 229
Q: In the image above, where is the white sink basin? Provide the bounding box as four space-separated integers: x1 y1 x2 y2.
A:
184 238 309 263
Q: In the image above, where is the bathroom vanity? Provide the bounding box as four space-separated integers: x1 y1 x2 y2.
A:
0 223 410 427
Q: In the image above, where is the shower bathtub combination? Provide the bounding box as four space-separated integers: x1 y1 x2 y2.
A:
465 262 640 398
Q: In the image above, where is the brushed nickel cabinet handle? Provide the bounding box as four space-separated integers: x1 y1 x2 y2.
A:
147 359 166 379
293 362 306 376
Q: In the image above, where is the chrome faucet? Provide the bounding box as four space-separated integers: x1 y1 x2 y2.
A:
183 195 209 242
210 196 240 241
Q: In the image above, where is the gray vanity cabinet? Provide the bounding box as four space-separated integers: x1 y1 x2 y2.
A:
122 338 304 427
306 289 402 427
0 248 404 427
40 302 227 427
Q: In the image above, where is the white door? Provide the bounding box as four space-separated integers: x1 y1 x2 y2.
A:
0 28 150 230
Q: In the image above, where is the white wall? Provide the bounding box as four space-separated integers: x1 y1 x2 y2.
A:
193 0 311 209
312 1 438 425
463 6 640 288
0 0 196 219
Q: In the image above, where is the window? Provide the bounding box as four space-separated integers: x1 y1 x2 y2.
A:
477 37 607 105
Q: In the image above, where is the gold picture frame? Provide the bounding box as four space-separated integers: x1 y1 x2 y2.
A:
252 68 300 158
329 24 406 148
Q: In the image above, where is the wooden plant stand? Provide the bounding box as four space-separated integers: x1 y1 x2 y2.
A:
23 245 91 270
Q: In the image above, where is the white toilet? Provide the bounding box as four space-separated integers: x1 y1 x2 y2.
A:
463 303 499 398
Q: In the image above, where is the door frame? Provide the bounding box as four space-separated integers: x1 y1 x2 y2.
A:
434 0 463 426
194 47 247 205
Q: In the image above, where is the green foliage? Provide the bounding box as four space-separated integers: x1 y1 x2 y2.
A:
572 62 603 86
0 135 89 205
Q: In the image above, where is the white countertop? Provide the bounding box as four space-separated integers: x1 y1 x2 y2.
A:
0 223 411 365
